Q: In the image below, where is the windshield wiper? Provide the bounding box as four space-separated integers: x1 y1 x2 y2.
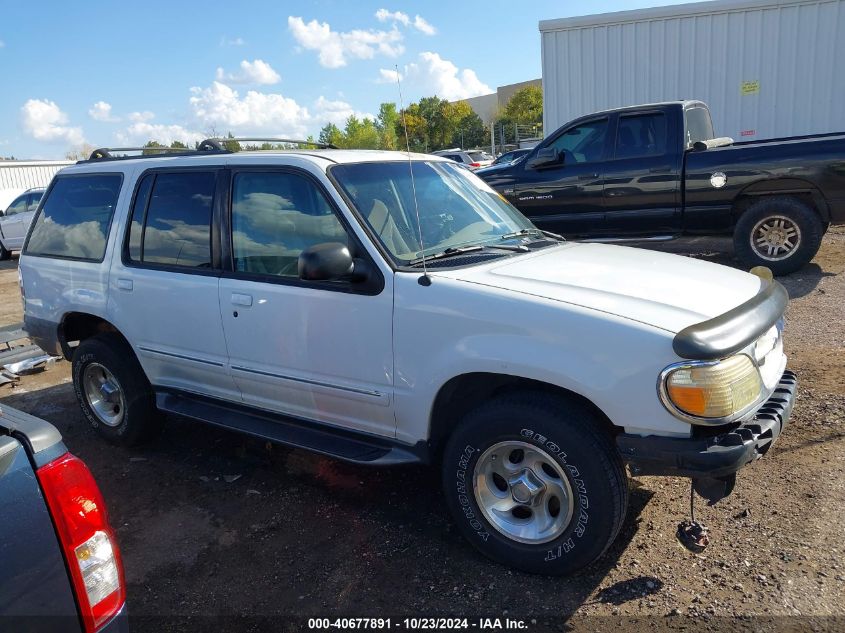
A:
499 228 544 241
409 245 484 266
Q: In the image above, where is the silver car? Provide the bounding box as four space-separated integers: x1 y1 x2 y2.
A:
432 149 494 170
0 188 45 260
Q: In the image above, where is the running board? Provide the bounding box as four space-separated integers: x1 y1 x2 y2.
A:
581 234 679 243
155 390 425 466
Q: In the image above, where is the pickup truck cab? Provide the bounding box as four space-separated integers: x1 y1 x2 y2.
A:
19 142 796 575
478 101 845 275
0 404 126 632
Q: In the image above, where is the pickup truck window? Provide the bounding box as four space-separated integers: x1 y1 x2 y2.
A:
231 171 349 278
25 174 122 262
615 112 667 159
547 118 608 163
128 171 215 268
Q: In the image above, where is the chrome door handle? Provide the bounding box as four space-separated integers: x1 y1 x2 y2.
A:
231 293 253 307
116 279 133 291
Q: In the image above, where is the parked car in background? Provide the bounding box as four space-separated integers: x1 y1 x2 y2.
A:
0 187 45 260
477 100 845 275
493 148 531 165
0 404 127 632
21 142 795 575
432 148 494 169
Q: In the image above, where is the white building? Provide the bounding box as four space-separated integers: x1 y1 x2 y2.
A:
0 160 72 210
540 0 845 140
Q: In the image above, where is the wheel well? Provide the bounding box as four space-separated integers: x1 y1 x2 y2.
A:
59 313 126 360
428 373 619 460
732 181 828 223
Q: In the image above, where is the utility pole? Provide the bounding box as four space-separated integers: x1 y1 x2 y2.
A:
490 121 494 156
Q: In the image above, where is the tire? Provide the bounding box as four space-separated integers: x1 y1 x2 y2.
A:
72 333 162 446
0 240 10 261
733 196 824 276
441 391 628 576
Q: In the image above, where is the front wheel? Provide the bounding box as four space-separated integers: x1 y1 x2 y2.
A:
0 240 10 261
733 197 824 276
441 392 628 575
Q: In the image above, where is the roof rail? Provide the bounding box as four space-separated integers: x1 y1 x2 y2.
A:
87 146 225 161
202 137 338 149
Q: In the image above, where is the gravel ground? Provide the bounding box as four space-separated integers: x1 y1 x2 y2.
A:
0 228 843 632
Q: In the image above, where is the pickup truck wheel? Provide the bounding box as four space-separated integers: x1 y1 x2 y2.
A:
72 333 161 446
0 240 10 261
441 392 628 575
734 197 824 275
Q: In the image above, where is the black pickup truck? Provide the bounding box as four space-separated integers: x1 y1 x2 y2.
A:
0 404 127 632
477 101 845 274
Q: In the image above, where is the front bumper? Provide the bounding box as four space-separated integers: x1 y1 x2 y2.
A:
616 370 797 502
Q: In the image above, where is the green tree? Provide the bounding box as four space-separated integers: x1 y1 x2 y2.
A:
503 85 543 127
318 123 343 147
222 132 241 153
142 140 167 155
343 115 380 149
170 140 188 149
376 103 399 150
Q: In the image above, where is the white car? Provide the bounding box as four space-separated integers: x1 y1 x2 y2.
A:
432 148 494 169
19 144 796 575
0 188 45 259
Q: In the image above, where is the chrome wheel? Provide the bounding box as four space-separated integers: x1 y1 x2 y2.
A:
473 441 574 544
82 363 125 427
750 215 801 261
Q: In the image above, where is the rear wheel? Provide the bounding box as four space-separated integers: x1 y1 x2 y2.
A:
72 333 162 446
441 392 628 575
0 240 10 261
733 196 824 275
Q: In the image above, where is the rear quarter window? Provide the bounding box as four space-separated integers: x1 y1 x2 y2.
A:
25 174 122 261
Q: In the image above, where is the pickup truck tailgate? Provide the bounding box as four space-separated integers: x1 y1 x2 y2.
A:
0 414 82 631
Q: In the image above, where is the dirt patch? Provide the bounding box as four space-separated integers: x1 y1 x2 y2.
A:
1 229 843 627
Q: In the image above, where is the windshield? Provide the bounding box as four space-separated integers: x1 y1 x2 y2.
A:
468 151 492 162
331 160 536 264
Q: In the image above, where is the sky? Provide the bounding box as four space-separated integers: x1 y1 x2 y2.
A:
0 0 690 159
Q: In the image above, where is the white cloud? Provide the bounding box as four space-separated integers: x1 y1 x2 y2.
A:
20 99 84 145
376 68 402 84
288 16 404 68
404 52 492 100
116 121 204 147
412 16 436 36
375 9 436 35
189 81 311 137
88 101 119 122
215 59 281 85
313 96 375 127
220 36 245 46
127 111 155 123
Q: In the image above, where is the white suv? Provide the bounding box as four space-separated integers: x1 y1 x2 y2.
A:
19 143 796 575
0 187 45 259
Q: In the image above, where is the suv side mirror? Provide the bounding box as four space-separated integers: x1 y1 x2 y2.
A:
526 147 563 170
298 242 355 281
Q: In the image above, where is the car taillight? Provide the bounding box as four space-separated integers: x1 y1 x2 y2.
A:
470 162 481 168
37 453 125 633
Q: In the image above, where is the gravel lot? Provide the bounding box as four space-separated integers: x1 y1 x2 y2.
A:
1 229 843 632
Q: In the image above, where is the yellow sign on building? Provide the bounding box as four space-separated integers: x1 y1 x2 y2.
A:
741 80 760 96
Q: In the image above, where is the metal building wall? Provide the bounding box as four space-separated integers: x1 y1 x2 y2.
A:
540 0 845 141
0 161 71 191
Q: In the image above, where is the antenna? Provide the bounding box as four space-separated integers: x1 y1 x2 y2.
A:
395 64 431 286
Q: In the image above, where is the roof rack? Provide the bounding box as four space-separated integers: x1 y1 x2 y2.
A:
86 137 338 162
203 137 338 150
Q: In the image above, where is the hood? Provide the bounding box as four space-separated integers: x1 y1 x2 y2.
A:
438 242 764 333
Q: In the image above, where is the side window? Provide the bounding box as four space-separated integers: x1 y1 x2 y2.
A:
615 113 668 159
548 119 608 163
5 195 27 216
127 172 215 268
231 171 349 278
25 174 122 261
26 193 43 212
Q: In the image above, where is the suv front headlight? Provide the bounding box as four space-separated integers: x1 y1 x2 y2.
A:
660 354 763 422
